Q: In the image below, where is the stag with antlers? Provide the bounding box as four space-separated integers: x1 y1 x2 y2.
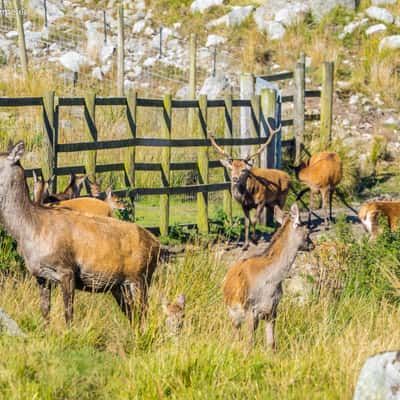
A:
209 122 290 250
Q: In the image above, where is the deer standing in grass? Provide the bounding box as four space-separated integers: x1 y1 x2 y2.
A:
162 293 185 336
210 122 289 250
2 142 160 327
293 152 342 227
223 203 313 348
359 201 400 238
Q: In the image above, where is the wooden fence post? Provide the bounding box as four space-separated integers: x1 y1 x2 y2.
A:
294 60 305 165
125 90 137 220
13 0 28 80
84 92 97 181
223 91 232 221
42 91 55 188
320 61 334 148
261 88 277 226
240 73 254 159
197 94 209 234
188 33 197 136
250 94 261 167
117 5 124 96
160 94 171 237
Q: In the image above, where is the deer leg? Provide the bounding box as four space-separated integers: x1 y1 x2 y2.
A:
329 187 334 221
36 277 51 323
321 188 330 228
265 319 276 350
135 280 149 332
245 312 259 348
308 190 315 227
242 207 251 250
60 270 75 326
112 285 133 322
252 203 266 243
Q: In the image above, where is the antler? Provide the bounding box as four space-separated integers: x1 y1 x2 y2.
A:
246 118 281 161
208 130 231 159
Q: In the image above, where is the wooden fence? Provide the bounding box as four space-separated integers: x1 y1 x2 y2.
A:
0 61 333 235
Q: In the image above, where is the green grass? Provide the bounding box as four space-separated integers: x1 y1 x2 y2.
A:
1 219 400 398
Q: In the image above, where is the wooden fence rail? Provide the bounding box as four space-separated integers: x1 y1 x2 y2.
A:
0 60 333 234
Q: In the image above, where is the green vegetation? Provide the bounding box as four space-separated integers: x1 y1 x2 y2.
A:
1 219 400 398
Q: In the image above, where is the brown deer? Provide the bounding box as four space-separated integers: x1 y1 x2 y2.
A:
1 142 160 327
359 201 400 238
86 178 126 212
43 173 87 203
32 173 116 218
209 123 290 250
223 203 313 349
293 152 342 227
162 293 185 336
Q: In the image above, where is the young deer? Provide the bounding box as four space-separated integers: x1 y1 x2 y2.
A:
293 152 342 227
223 203 313 349
1 142 160 327
162 293 185 336
43 173 87 203
32 173 116 217
209 122 290 250
359 201 400 238
87 179 126 212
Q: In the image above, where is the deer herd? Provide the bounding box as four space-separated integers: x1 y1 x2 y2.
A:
0 129 398 349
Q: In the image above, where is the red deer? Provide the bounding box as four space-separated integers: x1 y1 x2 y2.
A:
223 203 313 348
162 293 185 336
209 123 289 250
86 178 126 212
43 173 87 203
1 142 160 327
293 152 342 227
359 201 400 238
32 173 116 217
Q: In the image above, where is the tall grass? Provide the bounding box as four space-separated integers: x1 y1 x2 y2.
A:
0 219 400 398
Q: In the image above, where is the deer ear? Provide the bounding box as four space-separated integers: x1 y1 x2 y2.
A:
274 205 284 224
220 159 232 169
32 170 38 183
176 293 185 308
161 297 170 314
105 186 112 198
290 203 300 224
7 141 25 164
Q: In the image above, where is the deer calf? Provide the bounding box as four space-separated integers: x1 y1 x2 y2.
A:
162 293 185 336
86 178 126 212
210 122 290 250
293 152 342 227
223 203 313 348
359 201 400 238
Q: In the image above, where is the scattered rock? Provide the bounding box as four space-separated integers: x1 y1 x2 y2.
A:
190 0 223 13
5 31 18 39
100 44 115 64
365 23 387 35
0 309 25 337
59 51 90 72
383 116 399 125
339 18 368 38
365 6 394 24
175 84 190 99
265 21 286 40
371 0 396 4
354 352 400 400
206 34 226 47
92 66 103 80
199 73 230 99
379 35 400 51
207 6 253 28
274 3 310 27
29 0 64 23
349 94 360 105
132 20 146 34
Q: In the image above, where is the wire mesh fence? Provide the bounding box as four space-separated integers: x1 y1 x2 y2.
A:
0 1 240 97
